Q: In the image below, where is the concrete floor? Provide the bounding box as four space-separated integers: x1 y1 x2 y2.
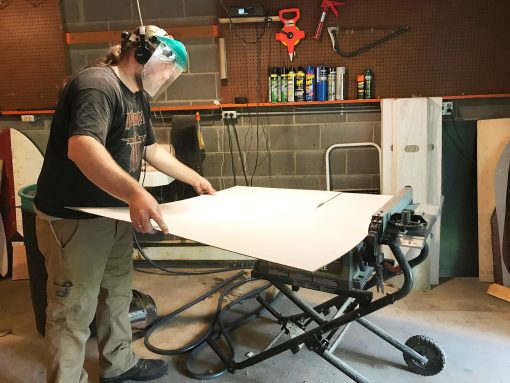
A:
0 272 509 383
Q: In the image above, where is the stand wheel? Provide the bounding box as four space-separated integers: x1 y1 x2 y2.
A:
403 335 445 376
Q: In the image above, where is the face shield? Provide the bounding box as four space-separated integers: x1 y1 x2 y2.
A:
141 36 188 99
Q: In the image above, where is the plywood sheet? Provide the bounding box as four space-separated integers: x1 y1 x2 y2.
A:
477 119 510 282
75 186 392 271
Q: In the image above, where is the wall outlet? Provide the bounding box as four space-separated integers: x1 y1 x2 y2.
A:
20 114 35 122
442 101 453 115
222 111 238 120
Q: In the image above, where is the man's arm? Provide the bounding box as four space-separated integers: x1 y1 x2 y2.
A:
144 143 216 195
68 135 169 234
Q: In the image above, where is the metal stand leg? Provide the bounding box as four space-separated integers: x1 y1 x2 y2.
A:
322 350 372 383
357 317 428 365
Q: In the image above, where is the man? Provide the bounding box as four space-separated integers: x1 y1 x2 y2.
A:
34 25 215 383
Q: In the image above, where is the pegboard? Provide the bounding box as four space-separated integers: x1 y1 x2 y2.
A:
219 0 510 103
0 0 68 110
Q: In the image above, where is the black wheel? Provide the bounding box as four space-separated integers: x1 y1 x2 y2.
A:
403 335 445 376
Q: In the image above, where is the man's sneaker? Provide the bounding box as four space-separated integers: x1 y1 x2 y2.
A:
100 359 168 382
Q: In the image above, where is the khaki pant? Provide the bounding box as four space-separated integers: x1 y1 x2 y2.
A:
36 216 138 383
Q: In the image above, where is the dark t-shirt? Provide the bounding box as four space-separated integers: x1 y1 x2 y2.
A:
34 66 156 219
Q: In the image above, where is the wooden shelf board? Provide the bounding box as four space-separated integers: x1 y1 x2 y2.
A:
2 94 508 115
65 25 219 45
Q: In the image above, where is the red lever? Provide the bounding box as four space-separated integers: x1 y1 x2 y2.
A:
313 0 346 40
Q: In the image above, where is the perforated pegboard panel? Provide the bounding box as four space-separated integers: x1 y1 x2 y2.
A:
219 0 510 103
1 0 68 110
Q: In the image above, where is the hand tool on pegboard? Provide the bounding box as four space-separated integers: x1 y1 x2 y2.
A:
313 0 346 40
275 8 305 62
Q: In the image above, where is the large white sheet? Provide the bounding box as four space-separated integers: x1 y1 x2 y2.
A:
74 187 392 271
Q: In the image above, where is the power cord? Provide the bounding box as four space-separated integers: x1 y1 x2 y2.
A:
133 231 252 276
229 116 249 185
143 270 280 380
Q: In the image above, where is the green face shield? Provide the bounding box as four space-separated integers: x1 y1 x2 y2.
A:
141 36 188 99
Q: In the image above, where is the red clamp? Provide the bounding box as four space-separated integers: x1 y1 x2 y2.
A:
313 0 346 40
276 8 306 61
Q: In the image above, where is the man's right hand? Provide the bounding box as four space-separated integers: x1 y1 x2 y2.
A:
128 189 169 234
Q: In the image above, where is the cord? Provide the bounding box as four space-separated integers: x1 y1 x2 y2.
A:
135 0 144 25
133 231 251 276
230 116 249 185
142 268 280 380
224 117 237 185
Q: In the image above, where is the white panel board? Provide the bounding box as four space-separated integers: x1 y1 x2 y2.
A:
381 98 443 286
75 186 392 272
10 129 44 236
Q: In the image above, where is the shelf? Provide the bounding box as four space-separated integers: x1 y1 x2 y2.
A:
65 25 218 45
218 16 279 24
2 94 509 116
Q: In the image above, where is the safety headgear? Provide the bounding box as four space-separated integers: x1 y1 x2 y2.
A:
140 35 188 99
121 26 189 99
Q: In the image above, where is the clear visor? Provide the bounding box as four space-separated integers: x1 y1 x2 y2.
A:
141 38 187 99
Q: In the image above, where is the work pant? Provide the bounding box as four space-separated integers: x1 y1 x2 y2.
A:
35 216 138 383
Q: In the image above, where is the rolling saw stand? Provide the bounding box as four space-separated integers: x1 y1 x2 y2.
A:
206 186 445 382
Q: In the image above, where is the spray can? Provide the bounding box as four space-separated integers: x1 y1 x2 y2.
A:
268 67 272 102
276 67 282 102
364 69 373 99
288 67 296 102
328 67 336 101
270 67 279 103
305 65 315 101
295 67 305 102
316 65 328 102
335 66 346 100
280 67 288 103
356 74 365 99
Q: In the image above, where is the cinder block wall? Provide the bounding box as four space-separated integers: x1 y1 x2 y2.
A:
188 109 382 191
62 0 221 104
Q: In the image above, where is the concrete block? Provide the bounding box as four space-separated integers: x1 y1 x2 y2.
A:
64 22 110 33
188 44 219 73
296 151 326 176
248 151 295 176
245 151 271 177
374 122 381 146
81 0 133 22
21 130 50 155
201 152 244 178
295 112 347 124
139 0 185 19
184 0 218 17
165 74 217 101
61 0 84 24
346 148 380 174
326 150 347 176
346 111 381 122
329 175 373 191
242 113 294 126
68 52 88 74
270 125 320 151
321 123 374 149
202 125 219 152
270 176 321 190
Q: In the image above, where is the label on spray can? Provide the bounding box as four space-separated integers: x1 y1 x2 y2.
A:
270 67 278 103
328 67 336 101
288 67 296 102
316 65 328 102
295 67 305 102
280 67 288 103
305 65 315 101
364 69 373 99
336 66 346 100
356 74 365 99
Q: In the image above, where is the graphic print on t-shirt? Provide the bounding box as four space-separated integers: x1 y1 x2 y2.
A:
123 109 146 174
